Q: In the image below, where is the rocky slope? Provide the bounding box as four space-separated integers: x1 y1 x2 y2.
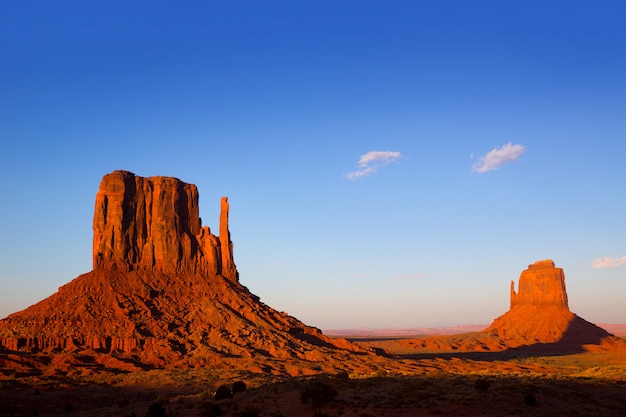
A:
0 171 370 376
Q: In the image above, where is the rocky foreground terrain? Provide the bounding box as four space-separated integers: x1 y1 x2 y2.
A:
1 171 625 416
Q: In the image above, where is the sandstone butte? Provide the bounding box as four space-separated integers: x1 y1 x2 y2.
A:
399 260 626 353
0 170 374 376
1 172 624 378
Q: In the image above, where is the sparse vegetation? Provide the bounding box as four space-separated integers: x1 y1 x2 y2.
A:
335 370 350 379
473 378 490 393
524 393 537 406
235 406 260 417
214 384 233 400
198 401 223 417
232 380 247 394
1 350 625 417
147 402 166 417
300 380 338 416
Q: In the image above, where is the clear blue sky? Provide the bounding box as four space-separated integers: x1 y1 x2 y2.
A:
1 1 625 329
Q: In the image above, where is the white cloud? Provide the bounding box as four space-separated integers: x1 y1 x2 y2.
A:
471 142 526 173
346 150 402 180
592 256 626 269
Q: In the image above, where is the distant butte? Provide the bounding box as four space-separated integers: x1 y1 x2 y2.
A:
0 170 369 376
485 259 617 349
398 260 626 354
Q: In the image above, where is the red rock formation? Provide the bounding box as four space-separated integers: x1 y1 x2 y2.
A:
487 259 621 350
397 260 626 353
0 170 368 375
509 259 568 308
92 170 236 279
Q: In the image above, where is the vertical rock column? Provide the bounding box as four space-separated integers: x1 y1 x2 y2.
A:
219 197 237 280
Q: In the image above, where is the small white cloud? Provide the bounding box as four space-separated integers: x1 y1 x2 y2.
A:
592 256 626 269
346 150 402 180
471 142 525 173
396 273 428 280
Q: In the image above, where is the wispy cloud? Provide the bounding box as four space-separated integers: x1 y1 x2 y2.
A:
346 150 402 180
396 273 428 280
471 142 525 173
592 256 626 269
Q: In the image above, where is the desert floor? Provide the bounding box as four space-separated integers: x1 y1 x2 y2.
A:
1 339 626 417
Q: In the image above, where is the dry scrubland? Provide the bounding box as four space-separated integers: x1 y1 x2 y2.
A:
2 348 626 417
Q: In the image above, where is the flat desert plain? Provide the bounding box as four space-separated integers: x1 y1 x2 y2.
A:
2 339 625 417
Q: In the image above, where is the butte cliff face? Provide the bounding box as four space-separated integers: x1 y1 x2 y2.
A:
398 260 625 354
486 259 616 349
0 171 367 375
92 170 236 280
509 259 568 309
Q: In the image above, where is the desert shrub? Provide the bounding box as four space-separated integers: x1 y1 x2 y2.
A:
235 406 259 417
474 379 490 393
334 370 349 379
300 381 338 414
198 401 223 417
117 395 130 408
232 380 247 394
147 402 166 417
214 384 233 400
524 393 537 406
155 394 170 405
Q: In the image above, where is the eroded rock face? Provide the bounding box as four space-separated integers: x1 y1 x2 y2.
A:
92 170 236 280
510 259 568 309
486 259 614 347
0 170 368 375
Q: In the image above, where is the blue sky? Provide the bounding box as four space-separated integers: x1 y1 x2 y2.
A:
1 1 625 329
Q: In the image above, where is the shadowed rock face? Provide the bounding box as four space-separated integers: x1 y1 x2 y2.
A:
92 170 236 280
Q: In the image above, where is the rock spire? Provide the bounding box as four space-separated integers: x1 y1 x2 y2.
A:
92 170 236 280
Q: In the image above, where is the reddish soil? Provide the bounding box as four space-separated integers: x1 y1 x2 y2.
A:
2 348 625 417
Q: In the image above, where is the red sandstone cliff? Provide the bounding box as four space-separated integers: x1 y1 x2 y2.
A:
0 171 366 375
92 170 236 279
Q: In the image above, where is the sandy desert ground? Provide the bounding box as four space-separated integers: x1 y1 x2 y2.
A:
2 339 625 417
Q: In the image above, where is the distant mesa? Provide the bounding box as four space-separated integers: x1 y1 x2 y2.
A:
486 259 616 349
0 170 366 375
400 260 626 354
